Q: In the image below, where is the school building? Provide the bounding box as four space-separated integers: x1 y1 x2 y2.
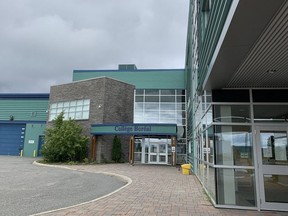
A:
0 0 287 212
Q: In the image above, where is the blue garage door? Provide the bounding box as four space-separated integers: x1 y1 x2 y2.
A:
0 124 25 156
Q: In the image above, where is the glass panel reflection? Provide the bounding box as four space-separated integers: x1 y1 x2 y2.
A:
254 105 288 122
135 96 144 102
150 155 157 162
161 96 175 102
134 102 143 111
159 144 166 153
145 89 159 95
208 127 214 163
134 139 142 163
145 96 159 102
177 96 185 102
159 155 166 162
260 131 288 165
150 144 157 153
215 125 253 166
144 103 159 110
160 103 176 111
208 166 215 201
144 111 159 119
135 89 144 95
214 105 250 123
264 175 288 203
216 168 256 206
161 89 175 95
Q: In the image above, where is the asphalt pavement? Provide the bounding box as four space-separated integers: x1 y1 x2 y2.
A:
0 156 127 216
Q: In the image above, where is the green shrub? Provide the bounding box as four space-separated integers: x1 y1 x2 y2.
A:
83 158 89 164
41 112 89 163
111 136 122 163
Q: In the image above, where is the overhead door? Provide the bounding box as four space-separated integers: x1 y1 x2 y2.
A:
0 124 25 156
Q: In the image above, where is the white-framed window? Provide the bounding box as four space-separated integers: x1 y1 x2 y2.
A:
134 89 186 126
49 99 90 121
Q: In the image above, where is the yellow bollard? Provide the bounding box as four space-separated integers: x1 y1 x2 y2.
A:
20 150 23 157
33 150 37 157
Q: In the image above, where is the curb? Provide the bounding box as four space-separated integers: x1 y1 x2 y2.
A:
31 161 132 216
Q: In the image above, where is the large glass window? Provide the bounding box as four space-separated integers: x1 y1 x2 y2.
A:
214 125 253 166
49 99 90 121
134 138 142 163
202 127 214 164
134 89 185 126
193 89 288 209
208 166 215 200
264 175 288 203
254 105 288 122
216 168 256 207
260 131 288 165
161 89 175 95
145 89 159 95
161 96 175 102
214 105 250 123
134 89 187 164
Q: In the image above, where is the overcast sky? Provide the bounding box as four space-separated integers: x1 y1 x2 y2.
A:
0 0 189 93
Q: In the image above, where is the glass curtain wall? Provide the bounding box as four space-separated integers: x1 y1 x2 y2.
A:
193 90 256 208
186 0 288 211
134 89 187 164
193 89 288 209
186 0 199 167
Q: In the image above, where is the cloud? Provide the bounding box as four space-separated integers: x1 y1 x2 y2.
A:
0 0 189 93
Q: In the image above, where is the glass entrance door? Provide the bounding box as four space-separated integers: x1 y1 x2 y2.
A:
148 138 168 164
148 143 158 163
256 126 288 211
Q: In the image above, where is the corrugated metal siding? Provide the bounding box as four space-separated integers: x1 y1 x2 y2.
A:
0 99 48 121
0 124 25 155
197 0 232 91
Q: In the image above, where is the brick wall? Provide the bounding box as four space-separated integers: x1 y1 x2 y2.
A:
48 77 134 162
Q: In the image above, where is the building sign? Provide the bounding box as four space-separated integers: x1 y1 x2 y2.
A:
203 147 210 153
172 146 176 152
114 125 152 133
91 123 177 135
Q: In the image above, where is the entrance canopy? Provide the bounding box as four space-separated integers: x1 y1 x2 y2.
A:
91 123 177 136
204 0 288 90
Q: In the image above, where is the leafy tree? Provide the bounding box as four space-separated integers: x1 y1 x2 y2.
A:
111 136 122 163
41 112 88 162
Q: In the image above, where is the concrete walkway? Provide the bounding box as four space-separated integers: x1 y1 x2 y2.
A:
37 164 288 216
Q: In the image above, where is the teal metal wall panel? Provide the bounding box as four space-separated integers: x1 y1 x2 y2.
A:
23 123 46 157
197 0 232 91
73 69 185 89
0 123 25 156
0 99 49 121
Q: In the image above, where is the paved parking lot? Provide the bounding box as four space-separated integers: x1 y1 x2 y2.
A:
38 163 288 216
1 157 287 216
0 156 126 216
